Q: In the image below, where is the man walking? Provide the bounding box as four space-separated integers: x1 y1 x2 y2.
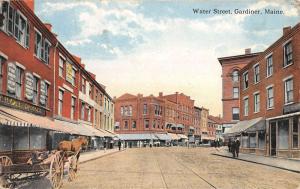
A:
235 138 240 158
118 140 122 151
231 139 236 158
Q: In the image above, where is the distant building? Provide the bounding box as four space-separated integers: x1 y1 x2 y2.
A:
218 49 260 133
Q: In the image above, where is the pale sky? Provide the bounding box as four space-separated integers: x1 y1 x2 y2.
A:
35 0 300 116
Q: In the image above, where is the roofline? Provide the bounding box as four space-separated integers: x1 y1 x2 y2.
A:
218 52 261 65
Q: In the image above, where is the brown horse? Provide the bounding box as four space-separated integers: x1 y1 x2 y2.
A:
58 136 89 152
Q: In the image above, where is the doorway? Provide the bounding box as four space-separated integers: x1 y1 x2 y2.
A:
270 122 276 156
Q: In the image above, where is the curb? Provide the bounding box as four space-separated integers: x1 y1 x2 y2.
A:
211 153 300 174
79 149 126 164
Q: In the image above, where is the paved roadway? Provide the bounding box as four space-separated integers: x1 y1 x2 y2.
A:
63 147 300 189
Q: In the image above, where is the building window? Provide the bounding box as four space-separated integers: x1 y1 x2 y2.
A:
124 120 128 129
153 120 156 128
15 12 28 48
243 72 248 89
44 40 50 64
124 106 127 116
71 97 76 120
129 105 132 116
71 68 76 86
293 117 299 149
41 82 49 108
254 93 260 113
143 104 147 114
15 66 23 99
253 64 260 84
232 108 239 120
81 102 85 120
59 56 64 78
267 87 274 109
120 106 124 116
284 41 293 67
284 78 293 104
232 70 239 82
58 90 63 116
34 30 42 59
244 98 249 116
144 120 149 129
132 121 136 129
266 55 273 77
87 107 91 122
0 57 4 91
278 119 289 149
32 76 39 105
7 5 13 35
233 87 239 98
1 2 8 32
81 78 86 94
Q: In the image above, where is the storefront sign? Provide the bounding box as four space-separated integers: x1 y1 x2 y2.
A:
283 103 300 114
25 72 34 101
7 63 16 93
0 94 46 116
66 61 73 84
40 80 46 105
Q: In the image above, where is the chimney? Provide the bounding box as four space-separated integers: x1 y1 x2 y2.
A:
72 54 82 64
245 48 251 54
159 92 163 97
23 0 34 12
44 23 52 32
283 26 291 35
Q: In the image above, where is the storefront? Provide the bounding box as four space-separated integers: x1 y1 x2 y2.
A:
267 113 300 158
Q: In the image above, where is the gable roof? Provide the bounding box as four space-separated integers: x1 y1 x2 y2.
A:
117 93 137 100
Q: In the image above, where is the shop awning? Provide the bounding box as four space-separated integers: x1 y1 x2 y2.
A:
189 126 195 130
169 133 180 140
155 133 172 141
177 124 184 129
177 134 188 139
224 117 265 135
201 136 216 140
118 133 158 141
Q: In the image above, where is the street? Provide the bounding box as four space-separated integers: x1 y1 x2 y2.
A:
63 147 300 189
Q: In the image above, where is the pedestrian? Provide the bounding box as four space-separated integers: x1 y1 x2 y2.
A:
235 138 240 158
118 140 121 151
231 140 236 158
228 139 232 153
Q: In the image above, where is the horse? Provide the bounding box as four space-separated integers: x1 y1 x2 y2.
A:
58 136 89 152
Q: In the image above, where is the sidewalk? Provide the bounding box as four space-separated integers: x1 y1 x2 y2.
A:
79 148 125 164
211 147 300 173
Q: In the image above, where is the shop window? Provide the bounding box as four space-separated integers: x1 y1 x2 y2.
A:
278 119 289 149
0 126 12 151
29 128 46 150
249 133 256 148
258 131 265 149
293 117 299 149
14 127 29 150
242 135 248 148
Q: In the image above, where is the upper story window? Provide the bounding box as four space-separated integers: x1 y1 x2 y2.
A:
41 81 49 108
87 107 91 122
81 77 86 94
66 62 76 85
267 86 274 109
129 105 132 116
284 78 293 104
32 76 39 105
253 64 260 84
59 56 65 78
266 55 273 77
81 102 85 120
71 97 76 120
143 104 147 114
284 41 293 67
1 2 8 32
58 89 64 116
132 121 136 129
144 119 149 129
233 87 239 98
120 106 124 116
232 107 239 120
243 72 249 89
89 83 93 98
244 97 249 116
254 93 260 113
232 70 239 82
34 29 50 64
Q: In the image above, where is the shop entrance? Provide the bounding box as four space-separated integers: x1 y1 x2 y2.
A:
270 122 277 156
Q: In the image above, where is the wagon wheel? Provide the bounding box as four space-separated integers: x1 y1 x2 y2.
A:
68 156 77 182
0 156 13 188
49 153 64 189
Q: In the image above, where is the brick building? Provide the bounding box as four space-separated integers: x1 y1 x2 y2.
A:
218 50 260 133
227 24 300 158
0 0 115 152
193 106 202 143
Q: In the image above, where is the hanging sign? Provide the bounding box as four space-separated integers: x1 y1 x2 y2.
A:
7 63 16 93
25 72 34 100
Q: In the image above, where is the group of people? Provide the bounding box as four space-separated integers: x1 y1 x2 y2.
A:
228 138 240 158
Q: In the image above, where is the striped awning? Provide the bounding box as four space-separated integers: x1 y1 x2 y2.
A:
168 133 180 140
155 133 172 141
177 134 188 139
